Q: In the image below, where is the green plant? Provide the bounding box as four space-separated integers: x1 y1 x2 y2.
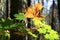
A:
14 12 25 20
24 3 59 40
32 18 59 40
0 3 59 40
0 16 26 40
13 12 59 40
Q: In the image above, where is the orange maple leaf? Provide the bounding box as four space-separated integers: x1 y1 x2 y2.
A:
24 3 45 18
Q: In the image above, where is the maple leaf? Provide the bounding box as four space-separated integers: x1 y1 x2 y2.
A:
34 3 43 10
24 3 45 19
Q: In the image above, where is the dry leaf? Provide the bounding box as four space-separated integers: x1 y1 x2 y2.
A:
24 3 45 18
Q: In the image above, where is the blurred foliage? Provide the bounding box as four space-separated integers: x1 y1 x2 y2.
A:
0 12 59 40
24 3 59 40
27 31 37 38
33 18 59 40
0 3 59 40
0 13 26 40
14 12 25 20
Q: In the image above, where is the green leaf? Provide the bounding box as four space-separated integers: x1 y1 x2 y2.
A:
44 34 50 39
0 25 2 29
49 30 59 39
43 24 51 30
33 18 59 40
5 32 10 38
0 18 14 29
33 19 42 26
8 17 12 20
4 26 10 29
10 23 17 28
44 29 59 40
37 28 46 34
14 13 25 20
28 31 37 38
1 18 5 22
0 25 2 31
